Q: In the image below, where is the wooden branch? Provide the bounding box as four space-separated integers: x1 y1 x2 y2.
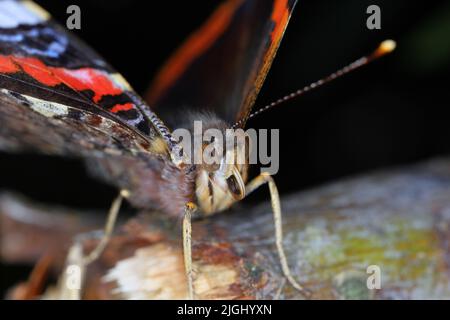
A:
3 158 450 299
0 192 101 266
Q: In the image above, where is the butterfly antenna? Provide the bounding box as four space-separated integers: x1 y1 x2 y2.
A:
233 39 396 128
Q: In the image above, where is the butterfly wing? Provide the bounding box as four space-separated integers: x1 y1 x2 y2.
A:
0 0 169 159
145 0 297 127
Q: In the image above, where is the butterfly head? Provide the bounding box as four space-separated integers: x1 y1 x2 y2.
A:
194 128 249 215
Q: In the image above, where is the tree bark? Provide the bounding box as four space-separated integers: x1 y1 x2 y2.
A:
2 158 450 299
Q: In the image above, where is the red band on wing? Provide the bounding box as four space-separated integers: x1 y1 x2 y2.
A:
271 0 290 42
146 0 244 105
0 55 20 73
110 103 134 113
0 55 124 103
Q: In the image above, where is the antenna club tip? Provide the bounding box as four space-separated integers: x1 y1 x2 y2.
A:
380 39 396 52
373 39 396 58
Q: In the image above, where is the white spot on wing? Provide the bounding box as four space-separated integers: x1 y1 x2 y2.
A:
0 0 49 28
4 89 70 118
27 96 69 117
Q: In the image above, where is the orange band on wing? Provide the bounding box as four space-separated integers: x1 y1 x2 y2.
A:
0 54 124 103
0 55 20 73
146 0 244 105
110 102 134 113
271 0 290 42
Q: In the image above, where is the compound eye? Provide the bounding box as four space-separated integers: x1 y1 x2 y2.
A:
226 168 246 200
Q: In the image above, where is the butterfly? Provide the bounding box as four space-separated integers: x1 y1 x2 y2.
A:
0 0 307 298
0 0 395 299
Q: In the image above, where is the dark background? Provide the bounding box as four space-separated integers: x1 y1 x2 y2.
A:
1 0 450 295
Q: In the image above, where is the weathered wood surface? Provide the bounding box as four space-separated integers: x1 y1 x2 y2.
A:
2 158 450 299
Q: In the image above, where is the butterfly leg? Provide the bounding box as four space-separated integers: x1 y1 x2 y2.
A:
182 202 197 300
245 172 310 297
81 189 129 265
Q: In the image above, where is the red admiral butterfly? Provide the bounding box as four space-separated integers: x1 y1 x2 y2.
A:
0 0 395 298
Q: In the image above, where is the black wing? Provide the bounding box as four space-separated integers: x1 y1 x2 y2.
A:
145 0 297 127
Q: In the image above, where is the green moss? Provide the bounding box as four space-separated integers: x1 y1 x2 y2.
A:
302 215 442 289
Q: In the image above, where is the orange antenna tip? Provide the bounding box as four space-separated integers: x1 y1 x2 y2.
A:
232 39 397 128
373 39 396 58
